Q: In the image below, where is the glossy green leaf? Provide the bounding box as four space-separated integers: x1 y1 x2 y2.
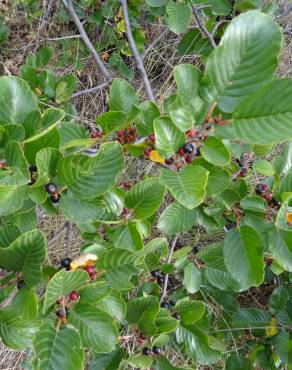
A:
232 308 270 327
184 263 202 293
125 178 165 219
224 226 264 289
89 347 123 370
136 101 160 135
109 79 138 115
0 76 37 125
159 165 209 209
43 269 89 313
98 291 126 322
204 11 282 112
0 229 46 287
79 281 111 303
127 355 153 369
96 111 128 134
253 159 275 176
126 296 160 335
175 299 205 325
0 309 38 349
200 137 231 166
153 116 185 158
70 302 119 352
157 202 198 234
269 231 292 272
0 185 28 216
10 288 38 320
166 2 192 34
33 323 84 370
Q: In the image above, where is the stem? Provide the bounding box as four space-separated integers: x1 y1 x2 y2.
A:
191 4 217 49
62 0 112 82
142 28 169 59
120 0 155 101
71 81 109 98
160 235 179 303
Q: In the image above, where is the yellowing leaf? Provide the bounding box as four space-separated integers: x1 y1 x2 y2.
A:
266 317 278 337
70 253 98 270
117 20 126 34
150 150 165 163
285 211 292 224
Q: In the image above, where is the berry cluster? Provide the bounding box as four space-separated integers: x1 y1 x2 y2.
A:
143 133 156 157
90 129 103 139
150 269 165 285
45 182 61 204
142 346 163 356
255 183 274 202
177 143 198 164
116 127 137 144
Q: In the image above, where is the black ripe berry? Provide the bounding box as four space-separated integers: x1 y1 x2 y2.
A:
56 308 66 318
169 299 176 306
50 193 61 204
182 143 194 154
45 183 57 194
160 301 169 309
152 346 162 355
173 312 180 320
28 164 37 173
165 157 174 165
255 183 268 195
61 258 72 270
151 269 160 278
157 276 165 285
17 280 25 289
142 347 151 356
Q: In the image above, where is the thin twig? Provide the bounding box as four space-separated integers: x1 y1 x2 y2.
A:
71 81 110 98
43 35 82 41
62 0 112 81
191 4 217 48
66 221 73 257
142 28 169 59
160 235 179 303
39 0 55 30
120 0 155 101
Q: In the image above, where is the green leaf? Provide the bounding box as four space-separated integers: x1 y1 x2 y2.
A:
158 202 198 234
109 79 138 115
176 324 221 365
127 355 153 369
269 286 289 311
240 196 267 216
170 65 207 129
125 178 165 219
10 288 38 320
166 2 192 34
136 101 160 135
89 347 123 370
159 165 209 209
225 355 253 370
220 79 292 144
177 29 212 57
35 46 52 68
155 356 193 370
112 222 143 251
145 0 168 6
69 302 119 352
98 291 126 322
204 11 282 112
2 141 30 186
0 76 38 125
232 308 270 327
0 309 38 349
153 116 185 158
184 263 202 293
97 249 138 290
0 224 20 246
96 111 128 134
126 296 160 335
43 269 89 313
209 0 232 15
56 75 77 103
253 159 275 176
175 299 205 325
33 148 61 187
58 142 124 200
224 226 264 289
33 323 84 370
204 267 242 291
0 185 28 216
79 281 111 303
0 229 46 287
269 231 292 272
200 137 231 166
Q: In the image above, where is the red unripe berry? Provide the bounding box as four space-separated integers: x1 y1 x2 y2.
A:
85 265 95 275
91 130 102 138
165 158 174 165
90 272 98 280
178 148 185 157
185 155 193 164
123 182 131 190
264 192 273 202
116 130 125 137
127 134 136 143
69 291 79 301
129 127 136 135
144 148 152 157
148 133 155 142
186 129 197 138
239 168 248 177
118 137 126 144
